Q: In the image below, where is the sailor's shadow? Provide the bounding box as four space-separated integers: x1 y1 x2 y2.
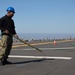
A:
12 58 55 65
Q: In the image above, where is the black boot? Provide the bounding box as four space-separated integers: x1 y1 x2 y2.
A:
0 58 6 66
4 60 12 64
0 59 12 66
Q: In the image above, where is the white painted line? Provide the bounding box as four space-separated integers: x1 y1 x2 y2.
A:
9 55 72 60
12 47 75 51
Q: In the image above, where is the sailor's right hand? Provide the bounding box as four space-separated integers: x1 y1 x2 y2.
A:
5 30 9 34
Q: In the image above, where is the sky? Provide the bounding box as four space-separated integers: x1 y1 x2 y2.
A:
0 0 75 34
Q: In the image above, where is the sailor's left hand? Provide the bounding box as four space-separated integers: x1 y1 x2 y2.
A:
14 34 19 39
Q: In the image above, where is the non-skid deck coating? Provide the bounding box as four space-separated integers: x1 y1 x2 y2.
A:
0 40 75 75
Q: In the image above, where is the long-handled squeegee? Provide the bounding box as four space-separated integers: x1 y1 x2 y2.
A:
13 36 45 55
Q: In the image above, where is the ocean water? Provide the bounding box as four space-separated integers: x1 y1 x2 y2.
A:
18 33 75 40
